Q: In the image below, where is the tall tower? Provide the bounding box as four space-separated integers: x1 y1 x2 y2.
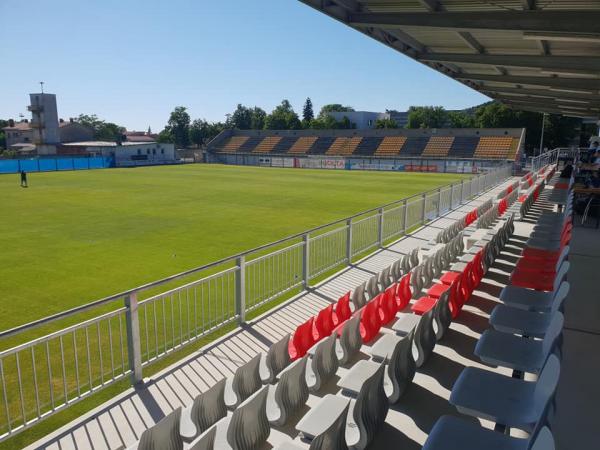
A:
28 93 60 145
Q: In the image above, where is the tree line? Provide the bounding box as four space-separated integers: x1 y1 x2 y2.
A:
402 103 587 153
1 99 594 155
156 99 361 148
156 100 589 154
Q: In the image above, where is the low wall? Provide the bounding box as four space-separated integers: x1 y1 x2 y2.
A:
210 153 511 174
0 156 114 174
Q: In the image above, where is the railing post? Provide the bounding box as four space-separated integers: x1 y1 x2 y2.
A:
124 293 143 385
302 233 310 288
437 187 442 216
236 256 246 324
460 180 464 204
449 183 454 209
346 218 353 264
421 192 427 224
378 208 384 248
402 199 408 234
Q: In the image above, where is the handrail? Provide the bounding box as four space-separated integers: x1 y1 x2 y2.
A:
0 164 510 340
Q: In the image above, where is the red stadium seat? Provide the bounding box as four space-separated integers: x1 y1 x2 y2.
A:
471 250 484 287
378 288 397 325
288 317 316 360
460 261 475 301
313 304 335 341
448 278 463 318
411 295 437 315
510 271 557 291
396 273 412 310
426 282 451 299
334 291 351 324
440 270 461 285
359 299 382 343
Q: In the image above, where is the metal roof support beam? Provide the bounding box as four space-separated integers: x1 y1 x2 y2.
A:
481 86 600 101
504 102 598 117
420 53 600 72
418 0 442 12
503 98 599 111
457 31 484 53
456 73 600 90
521 0 535 10
327 0 359 11
349 11 600 34
524 32 600 44
504 98 599 111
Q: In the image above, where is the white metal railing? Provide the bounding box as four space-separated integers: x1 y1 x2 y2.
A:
0 163 513 441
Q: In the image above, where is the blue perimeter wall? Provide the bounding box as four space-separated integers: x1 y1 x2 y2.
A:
0 157 114 174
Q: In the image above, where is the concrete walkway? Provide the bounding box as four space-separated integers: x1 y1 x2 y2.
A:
552 223 600 450
24 178 518 450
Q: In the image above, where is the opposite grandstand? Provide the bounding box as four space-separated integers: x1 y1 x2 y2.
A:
208 128 525 173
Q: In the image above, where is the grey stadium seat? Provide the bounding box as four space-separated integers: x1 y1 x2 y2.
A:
180 378 227 443
475 312 563 374
449 354 560 432
490 282 569 338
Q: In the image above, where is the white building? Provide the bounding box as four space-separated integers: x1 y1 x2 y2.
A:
61 141 176 166
328 111 391 129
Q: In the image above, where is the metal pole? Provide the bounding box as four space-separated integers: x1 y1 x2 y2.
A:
124 293 143 385
449 183 454 209
421 192 427 224
538 113 547 162
302 234 310 288
460 180 464 204
402 199 408 233
378 208 384 248
236 256 246 324
346 218 353 264
437 187 442 216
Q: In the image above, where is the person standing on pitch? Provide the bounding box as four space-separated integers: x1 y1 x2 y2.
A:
20 170 28 187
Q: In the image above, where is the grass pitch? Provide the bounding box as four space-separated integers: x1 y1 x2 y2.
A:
0 164 466 448
0 164 464 332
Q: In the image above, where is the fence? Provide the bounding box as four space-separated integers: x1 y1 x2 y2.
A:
0 157 114 174
0 163 512 441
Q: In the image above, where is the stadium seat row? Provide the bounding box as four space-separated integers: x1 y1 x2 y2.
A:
124 176 524 449
213 134 521 160
424 168 571 450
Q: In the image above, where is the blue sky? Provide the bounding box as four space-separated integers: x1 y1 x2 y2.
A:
1 0 490 132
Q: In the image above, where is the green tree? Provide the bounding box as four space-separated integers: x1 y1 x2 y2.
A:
302 97 314 125
375 118 398 129
166 106 191 147
318 103 354 119
250 107 266 130
473 102 519 128
0 119 7 149
76 114 124 141
157 128 174 143
206 122 226 141
264 100 301 130
406 106 447 128
308 115 356 130
447 111 475 128
472 101 583 154
228 104 252 129
189 119 209 147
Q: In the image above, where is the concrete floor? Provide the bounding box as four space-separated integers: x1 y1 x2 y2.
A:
553 225 600 450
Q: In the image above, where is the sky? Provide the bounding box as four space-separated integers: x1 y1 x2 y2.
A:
0 0 491 132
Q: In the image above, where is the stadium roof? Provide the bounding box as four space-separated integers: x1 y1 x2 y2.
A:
299 0 600 120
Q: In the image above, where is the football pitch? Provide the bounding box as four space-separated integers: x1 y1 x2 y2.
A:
0 164 466 332
0 163 471 446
